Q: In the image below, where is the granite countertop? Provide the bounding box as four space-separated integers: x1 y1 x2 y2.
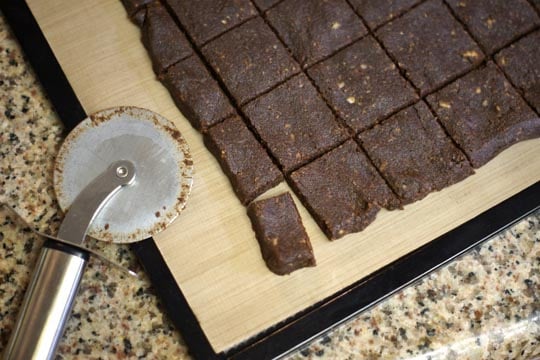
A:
0 12 539 360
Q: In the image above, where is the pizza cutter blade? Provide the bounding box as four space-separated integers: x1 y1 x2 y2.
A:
4 106 193 360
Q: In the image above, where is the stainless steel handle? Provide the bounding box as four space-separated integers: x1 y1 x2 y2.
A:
3 241 88 360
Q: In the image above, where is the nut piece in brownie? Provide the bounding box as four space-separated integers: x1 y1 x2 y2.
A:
166 0 257 46
376 0 484 95
247 192 315 275
121 0 152 26
289 140 400 240
142 2 192 75
349 0 423 29
446 0 540 55
427 62 539 168
266 0 367 68
496 30 540 113
243 74 348 173
358 101 474 204
308 35 417 133
162 55 236 131
204 116 283 205
202 17 300 105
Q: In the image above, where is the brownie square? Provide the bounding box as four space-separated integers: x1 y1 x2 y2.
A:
204 116 283 204
252 0 282 11
266 0 367 68
376 0 484 95
289 140 400 240
243 74 348 173
142 2 192 75
495 30 540 113
308 35 418 133
427 62 539 168
349 0 423 29
446 0 540 55
121 0 152 26
166 0 258 46
162 55 236 131
358 101 474 204
247 192 315 275
202 17 300 105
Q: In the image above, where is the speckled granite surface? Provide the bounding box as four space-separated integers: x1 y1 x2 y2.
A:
0 12 539 360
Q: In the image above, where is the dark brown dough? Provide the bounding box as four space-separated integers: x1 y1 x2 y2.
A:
248 193 315 275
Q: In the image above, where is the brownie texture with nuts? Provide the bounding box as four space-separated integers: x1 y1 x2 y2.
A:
289 140 400 240
202 17 300 105
162 55 236 131
266 0 367 68
247 192 315 275
204 116 283 204
446 0 540 55
358 101 474 204
308 35 417 133
243 73 348 173
427 62 539 168
496 30 540 113
166 0 258 46
376 0 484 95
349 0 422 29
142 1 192 75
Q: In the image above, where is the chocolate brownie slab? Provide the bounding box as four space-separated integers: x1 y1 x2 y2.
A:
376 0 484 95
266 0 367 68
495 30 540 113
308 35 417 133
349 0 423 29
446 0 540 55
121 0 152 26
247 192 315 275
202 17 300 105
289 140 400 240
162 55 236 131
358 101 473 204
204 116 283 204
427 62 539 168
243 74 348 173
142 2 192 75
166 0 257 46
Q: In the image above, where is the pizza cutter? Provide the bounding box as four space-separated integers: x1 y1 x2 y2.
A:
4 106 193 360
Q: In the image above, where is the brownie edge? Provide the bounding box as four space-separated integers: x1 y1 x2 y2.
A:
248 193 316 275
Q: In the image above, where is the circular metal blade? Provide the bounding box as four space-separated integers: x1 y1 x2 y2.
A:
54 106 193 243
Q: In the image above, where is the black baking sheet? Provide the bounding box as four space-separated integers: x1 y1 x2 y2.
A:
2 2 539 359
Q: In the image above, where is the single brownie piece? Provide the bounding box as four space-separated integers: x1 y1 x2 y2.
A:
446 0 540 55
308 36 417 133
166 0 258 46
121 0 152 26
358 101 474 204
243 74 348 172
252 0 282 11
427 62 539 168
266 0 367 68
376 0 484 95
204 116 283 204
162 55 236 131
247 193 315 275
202 17 300 105
142 2 192 75
349 0 423 29
495 30 540 113
289 140 400 240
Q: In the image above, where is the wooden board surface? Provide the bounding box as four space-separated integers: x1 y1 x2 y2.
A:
28 0 540 353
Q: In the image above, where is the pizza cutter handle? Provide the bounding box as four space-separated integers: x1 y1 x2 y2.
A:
3 240 88 360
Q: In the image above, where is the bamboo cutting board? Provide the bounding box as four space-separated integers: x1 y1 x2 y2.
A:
27 0 540 353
